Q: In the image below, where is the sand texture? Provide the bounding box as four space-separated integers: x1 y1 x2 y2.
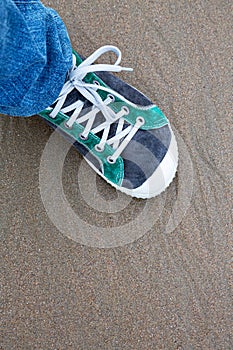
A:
1 1 232 349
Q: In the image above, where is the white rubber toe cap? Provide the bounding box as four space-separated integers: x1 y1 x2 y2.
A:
116 125 178 198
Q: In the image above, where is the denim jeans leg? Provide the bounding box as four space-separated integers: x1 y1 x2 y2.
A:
0 0 73 117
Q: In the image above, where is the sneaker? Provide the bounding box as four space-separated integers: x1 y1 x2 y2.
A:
39 45 178 198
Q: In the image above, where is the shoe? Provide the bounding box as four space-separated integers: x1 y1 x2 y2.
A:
39 45 178 198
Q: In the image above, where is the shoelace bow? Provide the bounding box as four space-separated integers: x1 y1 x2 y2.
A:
48 45 145 164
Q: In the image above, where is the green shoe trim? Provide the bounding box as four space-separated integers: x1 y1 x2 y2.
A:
73 50 169 130
39 109 124 186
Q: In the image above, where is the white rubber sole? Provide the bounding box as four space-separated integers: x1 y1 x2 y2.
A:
85 124 178 199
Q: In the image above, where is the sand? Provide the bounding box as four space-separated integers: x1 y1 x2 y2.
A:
1 0 232 349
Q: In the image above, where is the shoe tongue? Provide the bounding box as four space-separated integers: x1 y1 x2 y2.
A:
95 120 129 141
63 89 92 113
60 88 114 139
62 88 129 141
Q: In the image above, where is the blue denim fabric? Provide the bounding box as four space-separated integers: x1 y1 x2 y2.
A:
0 0 73 116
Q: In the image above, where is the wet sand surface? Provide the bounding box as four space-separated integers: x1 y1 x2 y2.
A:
1 1 232 349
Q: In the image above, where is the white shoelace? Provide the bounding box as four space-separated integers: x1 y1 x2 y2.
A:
48 45 145 163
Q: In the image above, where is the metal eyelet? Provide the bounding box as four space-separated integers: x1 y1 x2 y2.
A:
63 121 73 129
93 80 100 86
107 156 116 164
136 116 145 125
95 144 104 152
107 94 115 102
79 133 88 141
48 112 56 119
121 106 130 115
